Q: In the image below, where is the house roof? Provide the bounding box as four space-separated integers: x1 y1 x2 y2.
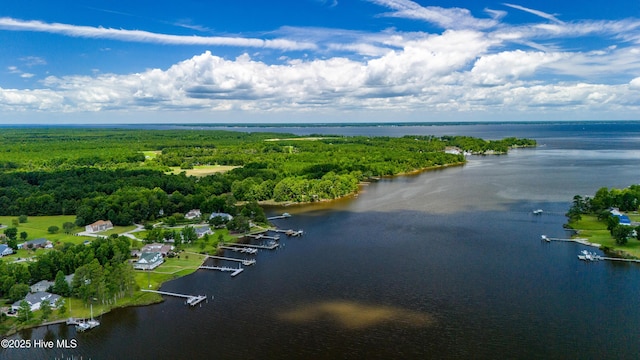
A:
12 291 61 308
195 226 212 235
141 243 172 254
138 252 162 264
209 212 233 220
25 238 48 246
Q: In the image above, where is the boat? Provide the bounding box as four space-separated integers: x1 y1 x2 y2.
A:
541 235 550 242
578 250 599 261
76 303 100 332
533 209 543 215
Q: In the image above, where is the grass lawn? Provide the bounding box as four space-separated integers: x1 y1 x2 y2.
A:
167 164 240 177
569 214 640 258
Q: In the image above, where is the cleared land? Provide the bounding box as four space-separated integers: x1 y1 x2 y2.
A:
167 165 240 177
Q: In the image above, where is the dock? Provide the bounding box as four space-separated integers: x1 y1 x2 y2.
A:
267 213 291 220
225 242 279 250
219 245 258 254
272 229 304 237
245 233 280 241
206 255 256 266
199 265 244 277
541 235 599 248
141 289 207 306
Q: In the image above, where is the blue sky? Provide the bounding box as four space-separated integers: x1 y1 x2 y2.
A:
1 0 640 124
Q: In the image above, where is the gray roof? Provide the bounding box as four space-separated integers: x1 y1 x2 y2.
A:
0 244 10 253
12 291 61 308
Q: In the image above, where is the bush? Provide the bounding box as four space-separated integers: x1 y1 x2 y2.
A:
48 225 60 234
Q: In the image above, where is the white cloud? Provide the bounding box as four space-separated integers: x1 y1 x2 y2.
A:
0 17 317 51
503 3 564 24
368 0 498 30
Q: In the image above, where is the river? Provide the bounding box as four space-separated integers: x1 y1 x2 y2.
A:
3 121 640 359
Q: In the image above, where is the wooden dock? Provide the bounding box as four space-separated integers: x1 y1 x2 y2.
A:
245 233 280 241
199 265 245 277
219 245 258 254
206 254 256 266
272 229 304 236
541 235 599 248
226 242 279 250
267 213 291 220
141 289 207 306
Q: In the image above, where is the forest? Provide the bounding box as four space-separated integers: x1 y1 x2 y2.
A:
0 128 535 228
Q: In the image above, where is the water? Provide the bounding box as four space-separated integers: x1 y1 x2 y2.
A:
3 122 640 360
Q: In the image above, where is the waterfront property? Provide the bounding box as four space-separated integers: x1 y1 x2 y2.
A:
134 252 164 270
0 244 13 256
11 291 61 312
140 243 173 256
195 226 214 238
85 220 114 233
185 209 202 220
610 208 632 226
30 274 74 293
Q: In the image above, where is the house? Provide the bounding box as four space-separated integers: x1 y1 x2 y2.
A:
11 292 61 312
195 226 214 238
209 212 233 221
610 209 632 226
0 244 13 257
141 243 173 256
85 220 114 233
134 252 164 270
30 280 54 293
20 238 50 249
185 209 202 220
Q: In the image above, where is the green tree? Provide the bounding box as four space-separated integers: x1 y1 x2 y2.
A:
8 283 30 303
47 225 60 234
52 270 71 297
18 215 28 223
56 298 67 316
40 299 52 321
62 222 76 234
17 300 32 323
3 227 17 241
612 225 633 245
19 231 28 241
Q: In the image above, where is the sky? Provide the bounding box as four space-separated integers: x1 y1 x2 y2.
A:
1 0 640 124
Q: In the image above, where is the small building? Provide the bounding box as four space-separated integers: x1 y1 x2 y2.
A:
195 226 214 238
0 244 13 257
141 243 173 256
610 209 632 226
209 212 233 221
85 220 114 233
30 280 54 293
134 252 164 270
185 209 202 220
20 238 51 249
11 292 61 312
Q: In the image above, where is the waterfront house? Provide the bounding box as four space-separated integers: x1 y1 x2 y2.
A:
0 244 13 257
134 252 164 270
185 209 202 220
141 243 173 256
85 220 114 233
195 226 214 238
209 212 233 221
610 209 632 226
11 291 61 312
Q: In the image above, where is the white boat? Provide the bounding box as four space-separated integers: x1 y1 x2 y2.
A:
76 303 100 332
533 209 543 215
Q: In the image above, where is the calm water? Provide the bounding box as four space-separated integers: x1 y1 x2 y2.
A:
3 122 640 360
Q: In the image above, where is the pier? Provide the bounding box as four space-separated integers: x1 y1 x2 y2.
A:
245 233 280 241
225 242 279 250
200 265 244 277
141 289 207 306
272 229 304 237
206 254 256 266
267 213 291 220
541 235 599 248
219 245 258 254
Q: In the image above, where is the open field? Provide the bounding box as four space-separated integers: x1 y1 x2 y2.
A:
570 215 640 258
0 215 87 245
167 165 240 177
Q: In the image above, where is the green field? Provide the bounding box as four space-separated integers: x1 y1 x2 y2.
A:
569 215 640 257
0 215 86 245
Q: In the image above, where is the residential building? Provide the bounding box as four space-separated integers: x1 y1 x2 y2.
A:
141 243 173 256
195 226 214 238
185 209 202 220
11 292 61 312
0 244 13 257
85 220 114 233
134 252 164 270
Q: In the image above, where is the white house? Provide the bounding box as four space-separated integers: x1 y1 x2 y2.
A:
12 292 61 312
185 209 202 220
195 226 214 238
0 244 13 257
85 220 114 233
134 252 164 270
209 212 233 221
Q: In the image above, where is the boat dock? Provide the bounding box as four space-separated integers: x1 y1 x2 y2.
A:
199 265 244 277
206 254 256 266
219 245 258 254
141 289 207 306
541 235 599 247
272 229 304 236
245 233 280 241
267 213 291 220
226 242 279 250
